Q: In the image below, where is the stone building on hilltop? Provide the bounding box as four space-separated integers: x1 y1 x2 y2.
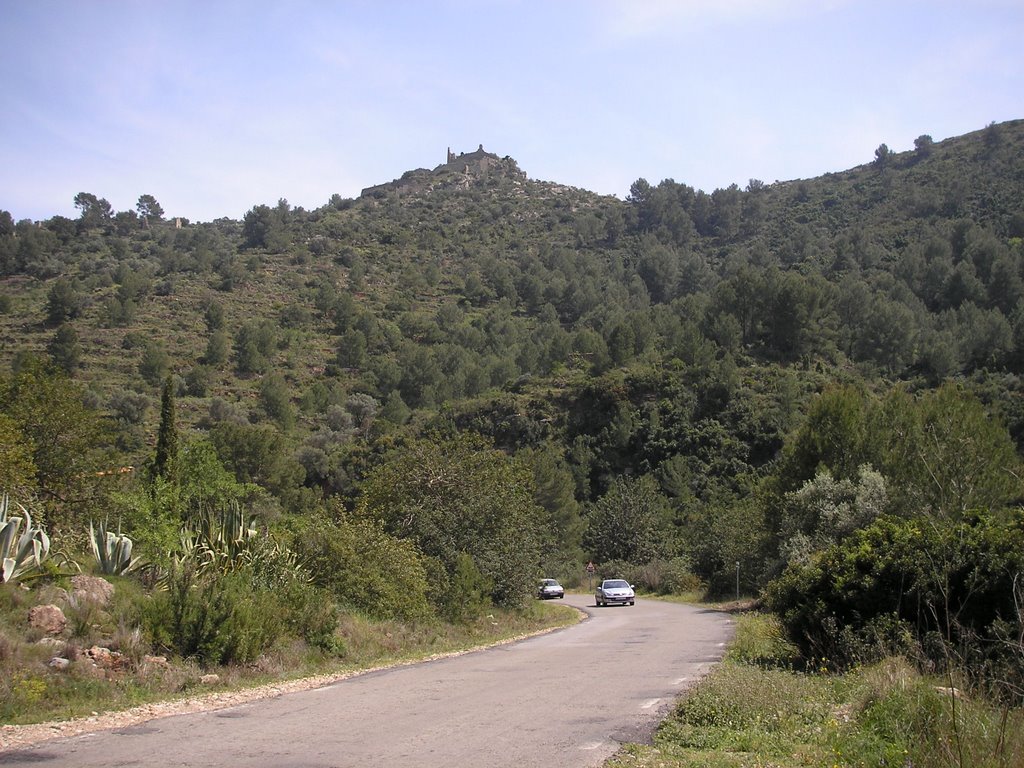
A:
441 144 498 173
360 144 520 198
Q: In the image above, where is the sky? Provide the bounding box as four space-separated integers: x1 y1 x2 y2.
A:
1 0 1022 224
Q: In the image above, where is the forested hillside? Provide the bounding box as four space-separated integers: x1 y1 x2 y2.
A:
2 122 1023 716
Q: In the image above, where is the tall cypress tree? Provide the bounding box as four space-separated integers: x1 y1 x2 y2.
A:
152 376 178 485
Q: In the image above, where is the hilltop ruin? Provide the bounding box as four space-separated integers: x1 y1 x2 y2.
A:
360 144 525 198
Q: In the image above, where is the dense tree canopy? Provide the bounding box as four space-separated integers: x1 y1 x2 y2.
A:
0 358 114 533
356 434 543 608
1 120 1023 619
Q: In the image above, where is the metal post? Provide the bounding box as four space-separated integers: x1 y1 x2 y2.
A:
735 561 740 601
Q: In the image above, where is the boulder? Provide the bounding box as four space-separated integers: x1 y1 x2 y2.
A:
28 604 67 635
71 574 115 606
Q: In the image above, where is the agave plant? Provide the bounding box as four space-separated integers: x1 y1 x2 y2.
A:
203 502 258 563
1 493 52 584
176 502 258 574
89 519 142 575
169 503 307 585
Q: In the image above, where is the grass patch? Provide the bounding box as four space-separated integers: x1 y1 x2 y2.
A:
644 590 709 606
607 612 1024 768
725 612 800 668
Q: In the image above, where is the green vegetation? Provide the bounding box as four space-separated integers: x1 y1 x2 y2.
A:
1 124 1023 750
767 511 1024 689
88 519 141 575
1 494 53 584
608 613 1024 768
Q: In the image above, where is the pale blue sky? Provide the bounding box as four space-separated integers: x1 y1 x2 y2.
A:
2 0 1021 223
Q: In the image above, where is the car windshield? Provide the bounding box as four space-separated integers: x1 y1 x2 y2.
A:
541 579 559 586
603 580 629 589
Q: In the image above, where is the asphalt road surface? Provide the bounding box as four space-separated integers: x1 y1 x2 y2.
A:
0 594 733 767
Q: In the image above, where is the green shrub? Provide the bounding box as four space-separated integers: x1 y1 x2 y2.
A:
140 563 286 665
111 481 181 566
357 435 542 610
594 558 633 582
440 552 492 623
291 513 433 622
3 673 50 722
628 557 704 595
765 510 1024 693
275 578 340 653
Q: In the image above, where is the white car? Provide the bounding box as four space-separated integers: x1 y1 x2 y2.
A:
595 579 635 606
537 578 565 599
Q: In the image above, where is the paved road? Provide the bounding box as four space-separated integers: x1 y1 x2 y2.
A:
0 595 733 767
